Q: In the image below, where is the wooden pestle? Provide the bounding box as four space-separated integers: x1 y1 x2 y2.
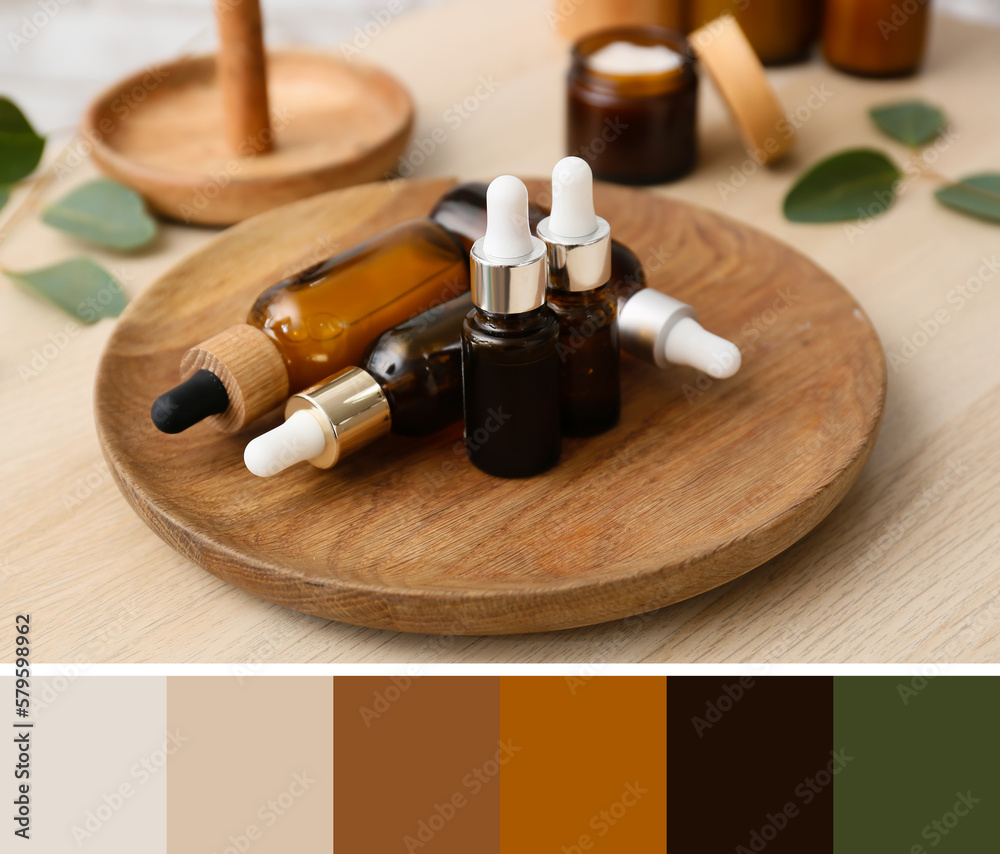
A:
214 0 273 154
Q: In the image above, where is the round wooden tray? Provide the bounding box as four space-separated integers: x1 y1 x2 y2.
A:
84 50 413 226
94 178 886 635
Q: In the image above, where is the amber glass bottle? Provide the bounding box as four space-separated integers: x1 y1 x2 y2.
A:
548 289 620 436
537 156 621 437
462 176 561 478
363 292 470 436
687 0 823 65
462 307 561 477
244 293 473 477
823 0 931 77
249 219 468 392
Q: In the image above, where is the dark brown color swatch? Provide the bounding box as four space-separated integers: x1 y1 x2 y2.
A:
334 676 501 853
668 676 834 853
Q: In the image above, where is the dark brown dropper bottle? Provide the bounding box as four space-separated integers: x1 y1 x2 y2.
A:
462 176 560 478
536 156 619 436
243 293 471 476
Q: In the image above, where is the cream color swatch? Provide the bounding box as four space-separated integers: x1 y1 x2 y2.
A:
0 675 168 852
167 676 333 854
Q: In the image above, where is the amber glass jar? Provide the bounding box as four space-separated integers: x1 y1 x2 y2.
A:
567 26 697 185
687 0 823 65
823 0 931 77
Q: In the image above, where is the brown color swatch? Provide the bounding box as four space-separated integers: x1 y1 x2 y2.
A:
668 676 834 853
499 675 667 853
334 675 502 853
167 676 333 854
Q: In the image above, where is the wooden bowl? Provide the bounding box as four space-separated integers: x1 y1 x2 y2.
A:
94 178 886 635
83 50 414 226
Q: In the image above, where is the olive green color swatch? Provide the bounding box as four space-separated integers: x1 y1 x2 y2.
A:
834 676 1000 853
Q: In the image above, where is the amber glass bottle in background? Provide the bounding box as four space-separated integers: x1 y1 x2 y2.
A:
823 0 930 77
687 0 823 65
554 0 686 43
567 26 698 185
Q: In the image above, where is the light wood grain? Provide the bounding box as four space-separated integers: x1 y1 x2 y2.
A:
215 0 272 154
2 0 1000 660
83 50 414 225
93 178 884 634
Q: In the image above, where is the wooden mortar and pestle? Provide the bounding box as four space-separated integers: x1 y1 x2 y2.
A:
83 0 414 225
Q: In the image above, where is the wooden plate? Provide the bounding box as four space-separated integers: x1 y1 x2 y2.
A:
84 51 414 225
94 178 886 634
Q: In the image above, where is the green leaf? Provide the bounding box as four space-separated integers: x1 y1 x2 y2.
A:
0 185 9 212
934 173 1000 224
784 149 901 224
0 97 45 184
41 178 157 250
5 258 127 323
870 100 946 147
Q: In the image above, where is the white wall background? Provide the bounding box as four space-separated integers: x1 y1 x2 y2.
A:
1 0 998 133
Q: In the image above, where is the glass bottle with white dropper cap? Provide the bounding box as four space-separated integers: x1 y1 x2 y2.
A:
462 176 560 478
243 292 472 477
536 156 620 437
619 289 742 379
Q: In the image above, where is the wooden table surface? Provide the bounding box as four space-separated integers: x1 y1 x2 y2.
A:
2 0 998 664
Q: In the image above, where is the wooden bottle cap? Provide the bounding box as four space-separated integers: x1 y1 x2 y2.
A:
180 324 289 433
688 13 794 165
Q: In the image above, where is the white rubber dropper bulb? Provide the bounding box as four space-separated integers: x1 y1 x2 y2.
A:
482 175 534 259
549 156 597 238
244 409 327 477
665 317 742 379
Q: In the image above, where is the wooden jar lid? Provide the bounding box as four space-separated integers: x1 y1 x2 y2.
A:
689 14 794 164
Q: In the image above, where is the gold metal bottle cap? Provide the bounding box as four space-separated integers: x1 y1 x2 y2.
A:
285 367 391 469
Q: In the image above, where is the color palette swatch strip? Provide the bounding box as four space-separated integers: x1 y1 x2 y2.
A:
4 676 998 852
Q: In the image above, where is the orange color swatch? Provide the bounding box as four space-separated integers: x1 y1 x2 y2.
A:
499 676 667 853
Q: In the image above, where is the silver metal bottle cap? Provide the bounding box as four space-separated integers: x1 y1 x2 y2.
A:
536 215 612 292
469 235 548 315
285 367 391 469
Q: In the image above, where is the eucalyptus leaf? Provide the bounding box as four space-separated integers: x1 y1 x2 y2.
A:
870 100 946 147
934 173 1000 224
5 257 127 323
0 97 45 184
42 178 157 249
784 149 902 224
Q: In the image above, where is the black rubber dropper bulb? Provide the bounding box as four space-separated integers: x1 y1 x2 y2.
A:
150 370 230 434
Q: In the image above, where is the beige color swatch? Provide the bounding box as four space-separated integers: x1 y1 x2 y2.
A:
167 676 332 854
